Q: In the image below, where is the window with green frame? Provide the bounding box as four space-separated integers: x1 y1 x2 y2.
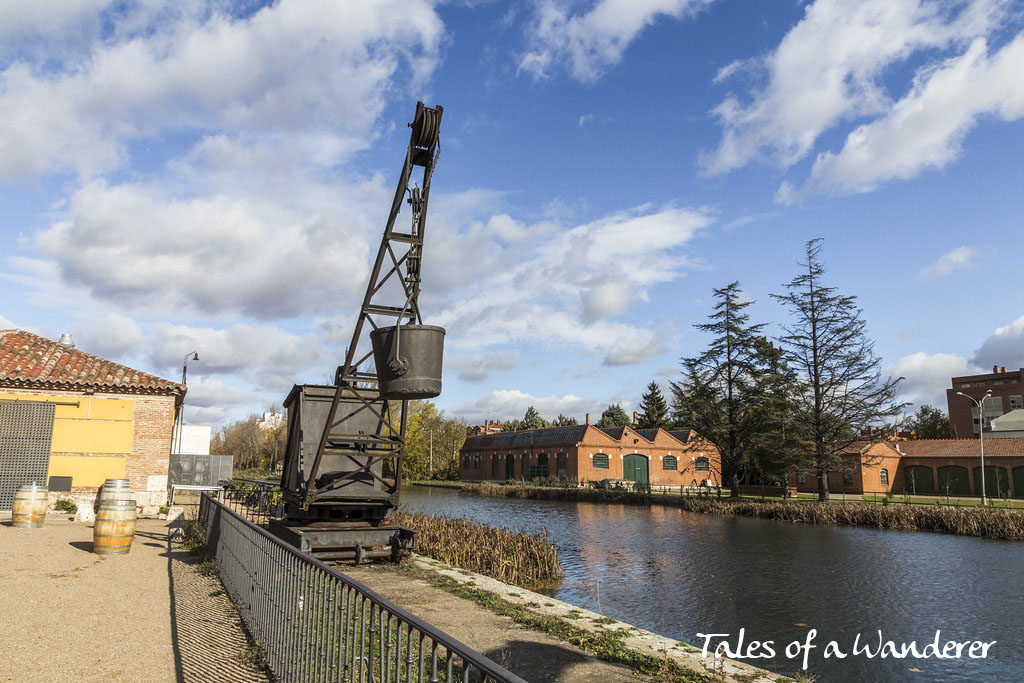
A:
663 455 677 471
695 457 709 472
880 468 889 486
593 453 609 469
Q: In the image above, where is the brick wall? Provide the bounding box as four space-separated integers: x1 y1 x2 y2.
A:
2 387 176 512
458 428 723 487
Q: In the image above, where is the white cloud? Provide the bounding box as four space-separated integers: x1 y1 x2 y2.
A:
434 203 710 366
973 315 1024 372
147 322 330 394
703 0 1005 177
887 351 977 409
518 0 712 82
0 1 115 61
0 0 443 181
182 375 260 410
451 350 522 382
450 388 599 424
76 313 144 359
0 312 15 329
917 246 978 281
33 178 377 319
787 34 1024 200
578 113 594 128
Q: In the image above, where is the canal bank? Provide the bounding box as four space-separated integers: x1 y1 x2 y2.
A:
454 481 1024 540
400 484 1024 681
343 554 785 682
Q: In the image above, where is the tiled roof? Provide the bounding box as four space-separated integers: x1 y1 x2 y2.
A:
667 429 697 443
0 329 184 397
464 425 589 450
896 438 1024 458
598 426 628 439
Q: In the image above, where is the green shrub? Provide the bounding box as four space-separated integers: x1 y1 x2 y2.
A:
54 499 77 513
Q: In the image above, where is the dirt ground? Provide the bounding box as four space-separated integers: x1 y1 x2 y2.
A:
0 516 267 683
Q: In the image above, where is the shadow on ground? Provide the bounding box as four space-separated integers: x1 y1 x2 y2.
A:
484 640 636 682
163 522 270 682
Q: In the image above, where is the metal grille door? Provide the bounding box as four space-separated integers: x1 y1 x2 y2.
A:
0 401 55 509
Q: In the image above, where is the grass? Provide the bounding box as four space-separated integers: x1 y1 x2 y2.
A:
424 573 708 682
390 509 563 589
461 482 1024 541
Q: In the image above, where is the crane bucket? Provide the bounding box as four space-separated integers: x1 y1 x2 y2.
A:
369 324 445 399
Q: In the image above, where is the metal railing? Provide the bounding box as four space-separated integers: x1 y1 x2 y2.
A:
222 478 284 526
199 493 525 683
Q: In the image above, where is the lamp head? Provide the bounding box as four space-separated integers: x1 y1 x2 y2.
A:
192 352 199 361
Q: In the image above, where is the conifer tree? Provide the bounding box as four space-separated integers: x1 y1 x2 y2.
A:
671 281 765 496
595 404 631 428
638 381 670 429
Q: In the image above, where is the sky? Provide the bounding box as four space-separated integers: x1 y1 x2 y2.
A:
2 0 1023 430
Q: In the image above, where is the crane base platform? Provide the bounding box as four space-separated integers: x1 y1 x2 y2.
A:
268 521 416 563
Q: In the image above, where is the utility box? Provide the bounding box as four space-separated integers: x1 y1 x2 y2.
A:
169 454 233 487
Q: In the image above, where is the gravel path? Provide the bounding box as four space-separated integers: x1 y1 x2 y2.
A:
0 517 268 682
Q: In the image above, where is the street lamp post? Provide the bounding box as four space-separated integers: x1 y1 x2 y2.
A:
175 351 199 455
957 389 992 506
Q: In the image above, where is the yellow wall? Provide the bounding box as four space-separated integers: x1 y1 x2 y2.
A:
47 455 127 487
0 393 135 454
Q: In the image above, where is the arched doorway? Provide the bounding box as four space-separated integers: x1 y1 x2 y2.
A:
623 453 649 486
903 465 935 495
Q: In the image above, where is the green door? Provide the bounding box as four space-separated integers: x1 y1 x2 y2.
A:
623 454 649 485
505 454 515 480
1014 467 1024 499
903 465 935 495
973 466 1009 498
936 466 971 496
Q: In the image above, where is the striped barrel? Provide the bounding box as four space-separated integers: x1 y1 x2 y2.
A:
100 478 131 503
93 499 137 555
12 484 48 528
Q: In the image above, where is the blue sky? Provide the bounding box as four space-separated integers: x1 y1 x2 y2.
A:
2 0 1023 429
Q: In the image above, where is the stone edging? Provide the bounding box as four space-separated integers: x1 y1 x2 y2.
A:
411 555 789 683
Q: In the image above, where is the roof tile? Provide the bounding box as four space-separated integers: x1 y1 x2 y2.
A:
0 329 183 397
898 438 1024 458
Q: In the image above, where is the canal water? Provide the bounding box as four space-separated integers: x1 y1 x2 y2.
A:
399 485 1024 682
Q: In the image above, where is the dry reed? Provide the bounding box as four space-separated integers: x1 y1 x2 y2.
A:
390 509 563 589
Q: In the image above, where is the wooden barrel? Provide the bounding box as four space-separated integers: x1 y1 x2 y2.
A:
12 484 48 528
93 499 137 555
100 478 131 503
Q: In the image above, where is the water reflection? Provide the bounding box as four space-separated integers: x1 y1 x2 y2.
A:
399 486 1024 682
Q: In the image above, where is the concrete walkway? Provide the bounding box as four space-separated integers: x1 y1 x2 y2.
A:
344 557 785 683
0 516 267 682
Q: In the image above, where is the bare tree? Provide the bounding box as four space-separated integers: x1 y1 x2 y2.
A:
773 239 905 501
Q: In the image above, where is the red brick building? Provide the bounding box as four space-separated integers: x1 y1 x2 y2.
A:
790 441 902 496
946 366 1024 438
790 438 1024 499
459 421 722 488
0 329 184 513
897 439 1024 498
